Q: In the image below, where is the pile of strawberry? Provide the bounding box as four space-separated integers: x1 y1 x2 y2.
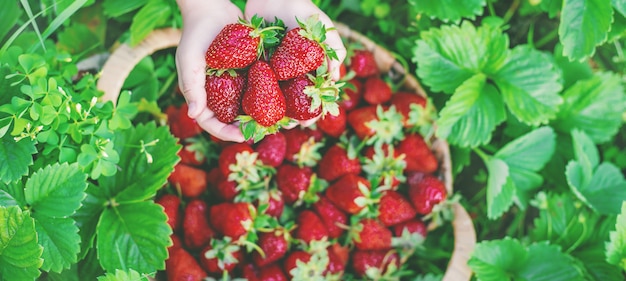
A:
203 15 342 142
158 22 453 281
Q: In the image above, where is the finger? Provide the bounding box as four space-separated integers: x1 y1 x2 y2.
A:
194 107 245 142
298 116 319 127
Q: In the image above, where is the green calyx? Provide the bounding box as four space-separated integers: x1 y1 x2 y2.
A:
244 14 286 59
365 105 405 149
237 116 296 143
296 15 339 61
304 71 344 118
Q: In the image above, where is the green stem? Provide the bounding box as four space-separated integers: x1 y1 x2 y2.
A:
502 0 521 24
535 28 559 49
487 1 496 17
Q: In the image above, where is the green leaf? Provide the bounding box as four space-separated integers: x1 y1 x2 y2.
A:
24 163 88 218
0 136 36 184
607 202 626 270
559 0 613 62
73 186 105 260
575 246 623 281
413 22 508 94
615 0 626 16
129 0 172 46
97 268 150 281
469 237 585 281
485 157 516 219
97 201 172 274
103 0 148 17
0 1 21 43
437 74 506 148
33 216 80 273
56 23 102 56
98 122 180 202
468 237 528 281
554 72 626 143
412 0 486 23
496 127 556 172
493 46 563 126
0 206 43 281
0 181 26 208
568 162 626 215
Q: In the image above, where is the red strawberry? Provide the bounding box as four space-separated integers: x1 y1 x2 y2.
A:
275 164 313 204
362 76 392 105
257 189 285 218
408 174 447 215
156 194 182 232
205 15 282 69
362 144 405 189
255 131 287 167
317 145 361 182
351 250 399 278
295 210 328 243
312 195 347 239
396 133 438 173
283 251 312 279
252 230 290 267
209 202 253 239
325 174 370 215
205 70 246 123
353 219 392 251
339 78 363 111
317 106 347 138
389 92 427 126
348 49 378 78
242 60 287 127
214 175 238 202
392 218 427 249
326 246 346 276
166 103 203 140
166 247 207 281
281 74 322 121
283 127 323 167
183 199 215 249
242 263 260 281
168 163 207 198
347 105 379 140
270 17 329 80
378 191 416 227
259 263 288 281
218 143 254 177
200 238 243 274
178 143 206 166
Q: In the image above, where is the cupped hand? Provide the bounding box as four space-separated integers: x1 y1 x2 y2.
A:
175 0 245 142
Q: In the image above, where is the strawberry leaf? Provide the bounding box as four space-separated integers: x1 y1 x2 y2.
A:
33 216 80 273
606 202 626 271
492 46 563 126
0 206 43 280
96 268 150 281
97 201 172 274
0 181 26 208
553 72 626 143
484 157 516 220
559 0 613 62
74 187 105 260
436 73 506 148
566 129 626 214
0 136 36 184
412 0 486 23
468 238 585 281
102 0 147 17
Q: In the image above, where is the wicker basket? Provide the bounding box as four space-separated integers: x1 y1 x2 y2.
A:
97 25 476 281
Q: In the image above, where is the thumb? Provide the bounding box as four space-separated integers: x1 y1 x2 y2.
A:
175 41 208 118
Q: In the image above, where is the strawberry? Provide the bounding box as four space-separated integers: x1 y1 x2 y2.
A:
270 16 334 80
408 174 447 215
283 250 312 279
378 190 416 227
295 210 328 243
396 133 438 173
252 229 291 267
242 263 261 281
283 127 324 167
348 49 379 78
218 143 254 177
214 175 238 202
389 92 427 126
205 15 282 70
257 189 285 218
240 60 288 140
209 202 253 239
391 218 427 249
205 70 246 123
281 74 322 120
168 163 208 198
325 174 370 215
312 195 347 239
166 103 203 140
156 194 182 232
275 163 313 204
362 144 406 189
351 250 399 278
255 131 287 167
327 245 347 276
178 143 206 166
183 199 215 249
362 76 392 105
347 105 379 140
259 263 288 281
317 145 361 182
166 247 207 281
317 106 347 138
353 219 392 251
200 237 243 275
338 78 363 112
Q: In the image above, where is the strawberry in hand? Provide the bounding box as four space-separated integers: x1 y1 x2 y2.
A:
205 69 246 124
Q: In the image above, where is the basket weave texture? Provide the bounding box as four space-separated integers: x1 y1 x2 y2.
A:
97 24 476 281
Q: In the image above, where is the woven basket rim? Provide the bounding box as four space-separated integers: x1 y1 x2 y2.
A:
96 25 476 281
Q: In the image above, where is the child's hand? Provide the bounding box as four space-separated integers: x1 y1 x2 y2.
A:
175 0 245 142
